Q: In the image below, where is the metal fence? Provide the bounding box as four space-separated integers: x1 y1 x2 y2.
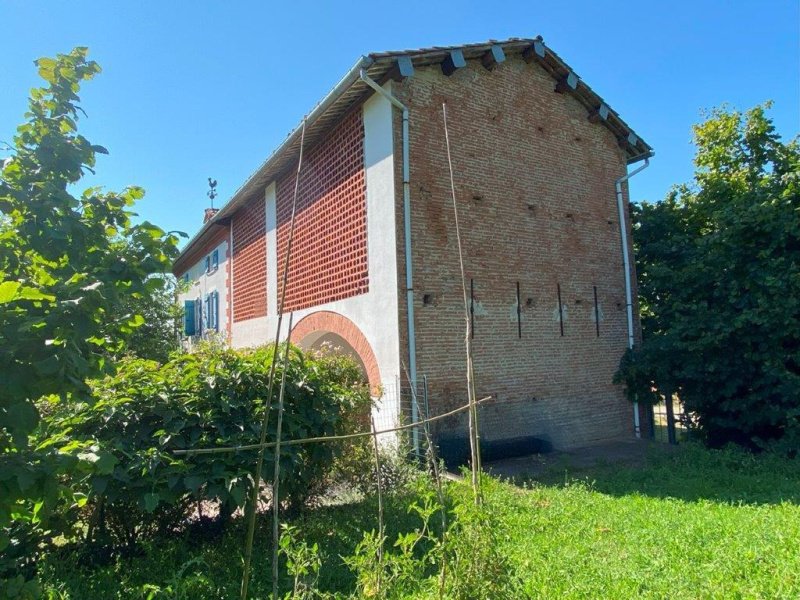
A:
377 375 431 462
650 393 691 444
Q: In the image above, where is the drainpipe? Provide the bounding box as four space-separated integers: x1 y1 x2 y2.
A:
229 224 234 344
615 155 651 438
359 69 419 452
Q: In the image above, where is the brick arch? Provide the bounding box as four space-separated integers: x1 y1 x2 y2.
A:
291 311 380 392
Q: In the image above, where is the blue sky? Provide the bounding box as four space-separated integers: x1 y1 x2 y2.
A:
1 1 798 244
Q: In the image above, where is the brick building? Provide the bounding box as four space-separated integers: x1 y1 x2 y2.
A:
173 37 653 452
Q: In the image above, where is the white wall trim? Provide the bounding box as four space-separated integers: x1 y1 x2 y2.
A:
265 182 278 316
230 87 400 423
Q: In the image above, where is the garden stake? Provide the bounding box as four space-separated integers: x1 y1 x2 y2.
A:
468 357 483 485
272 311 294 600
240 118 306 600
370 415 384 596
175 395 493 456
442 102 482 504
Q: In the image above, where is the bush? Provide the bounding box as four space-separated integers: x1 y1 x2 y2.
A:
616 104 800 452
43 342 371 551
337 474 526 600
331 438 421 499
441 484 525 600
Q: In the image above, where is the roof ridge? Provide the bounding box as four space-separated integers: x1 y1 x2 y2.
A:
173 37 652 271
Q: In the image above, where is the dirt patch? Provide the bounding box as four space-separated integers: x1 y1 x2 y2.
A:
484 437 668 480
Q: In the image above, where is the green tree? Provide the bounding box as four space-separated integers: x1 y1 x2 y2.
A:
0 48 180 583
120 273 184 363
617 103 800 451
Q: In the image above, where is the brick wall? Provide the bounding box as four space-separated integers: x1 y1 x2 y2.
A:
393 56 646 449
275 108 368 312
232 196 266 322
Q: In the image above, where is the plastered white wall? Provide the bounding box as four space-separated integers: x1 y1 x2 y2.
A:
230 86 402 421
231 315 270 347
177 239 229 338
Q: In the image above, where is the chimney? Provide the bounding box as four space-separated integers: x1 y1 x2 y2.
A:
203 207 219 223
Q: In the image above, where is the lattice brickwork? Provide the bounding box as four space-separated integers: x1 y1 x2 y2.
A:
232 196 266 322
276 108 368 312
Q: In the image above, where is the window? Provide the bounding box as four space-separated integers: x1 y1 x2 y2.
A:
203 291 220 332
204 249 219 274
211 291 219 331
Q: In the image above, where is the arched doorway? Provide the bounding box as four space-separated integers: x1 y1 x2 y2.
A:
290 311 381 394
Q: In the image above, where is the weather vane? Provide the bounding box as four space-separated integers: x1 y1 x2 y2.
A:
207 177 218 208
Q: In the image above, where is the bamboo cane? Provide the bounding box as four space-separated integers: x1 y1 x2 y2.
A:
441 102 481 504
271 311 294 600
370 415 384 596
240 118 306 600
174 396 493 456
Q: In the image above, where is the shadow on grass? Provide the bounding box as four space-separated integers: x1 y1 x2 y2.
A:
508 442 800 506
289 491 434 593
40 491 430 599
40 445 798 598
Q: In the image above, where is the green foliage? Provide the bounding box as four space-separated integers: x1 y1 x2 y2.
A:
344 483 441 599
36 444 800 598
342 478 524 600
0 575 41 600
0 48 180 582
441 486 524 599
43 342 371 550
279 525 324 599
331 438 420 499
617 103 800 451
115 557 218 600
119 274 185 363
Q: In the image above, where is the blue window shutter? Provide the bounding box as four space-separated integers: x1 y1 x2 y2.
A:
212 249 219 270
213 291 219 330
183 300 196 336
205 256 211 273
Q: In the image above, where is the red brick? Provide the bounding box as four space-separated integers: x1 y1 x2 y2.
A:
232 196 267 322
390 56 645 447
276 109 368 312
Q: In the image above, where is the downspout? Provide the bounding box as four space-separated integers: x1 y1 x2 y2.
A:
615 154 651 438
229 224 234 345
359 69 419 451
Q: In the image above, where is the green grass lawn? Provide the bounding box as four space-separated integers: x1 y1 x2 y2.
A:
41 443 800 599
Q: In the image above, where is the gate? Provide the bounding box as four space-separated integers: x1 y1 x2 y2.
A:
649 392 691 444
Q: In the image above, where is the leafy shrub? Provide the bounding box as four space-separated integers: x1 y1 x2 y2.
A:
331 438 421 498
279 524 324 599
343 482 442 599
441 481 525 600
616 104 800 451
341 477 525 600
43 342 371 551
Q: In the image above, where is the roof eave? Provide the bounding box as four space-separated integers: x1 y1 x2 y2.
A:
175 37 653 266
175 54 375 267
